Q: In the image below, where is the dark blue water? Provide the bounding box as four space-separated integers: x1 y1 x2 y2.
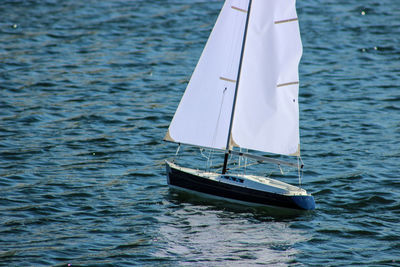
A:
1 0 399 266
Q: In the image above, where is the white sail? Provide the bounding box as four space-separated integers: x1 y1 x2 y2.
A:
231 0 302 156
166 0 302 156
165 0 248 150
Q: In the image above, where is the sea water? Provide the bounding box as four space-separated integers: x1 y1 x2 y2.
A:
1 0 399 266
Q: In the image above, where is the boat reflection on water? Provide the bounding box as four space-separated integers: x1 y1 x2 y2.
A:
156 189 312 265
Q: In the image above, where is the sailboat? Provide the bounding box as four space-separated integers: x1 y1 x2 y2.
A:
164 0 315 210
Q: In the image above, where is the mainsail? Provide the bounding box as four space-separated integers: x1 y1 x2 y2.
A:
165 0 302 157
232 0 302 156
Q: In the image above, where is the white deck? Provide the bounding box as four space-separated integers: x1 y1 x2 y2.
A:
167 161 309 197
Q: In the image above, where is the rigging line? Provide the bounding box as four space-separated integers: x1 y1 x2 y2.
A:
297 156 301 187
297 155 304 187
243 148 248 175
238 147 248 175
222 0 253 174
207 148 215 171
228 161 259 171
230 150 298 168
238 147 242 169
175 144 181 156
200 148 210 171
278 164 284 175
200 148 209 160
173 144 181 162
211 86 227 149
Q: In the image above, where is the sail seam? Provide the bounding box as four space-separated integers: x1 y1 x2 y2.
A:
275 18 298 24
277 81 299 87
220 77 236 83
231 6 247 13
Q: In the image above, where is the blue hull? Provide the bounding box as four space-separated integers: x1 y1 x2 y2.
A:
166 162 315 211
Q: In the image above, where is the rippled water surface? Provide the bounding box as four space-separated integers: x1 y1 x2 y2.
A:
1 0 400 266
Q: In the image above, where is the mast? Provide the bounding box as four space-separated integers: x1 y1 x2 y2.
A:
222 0 253 174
